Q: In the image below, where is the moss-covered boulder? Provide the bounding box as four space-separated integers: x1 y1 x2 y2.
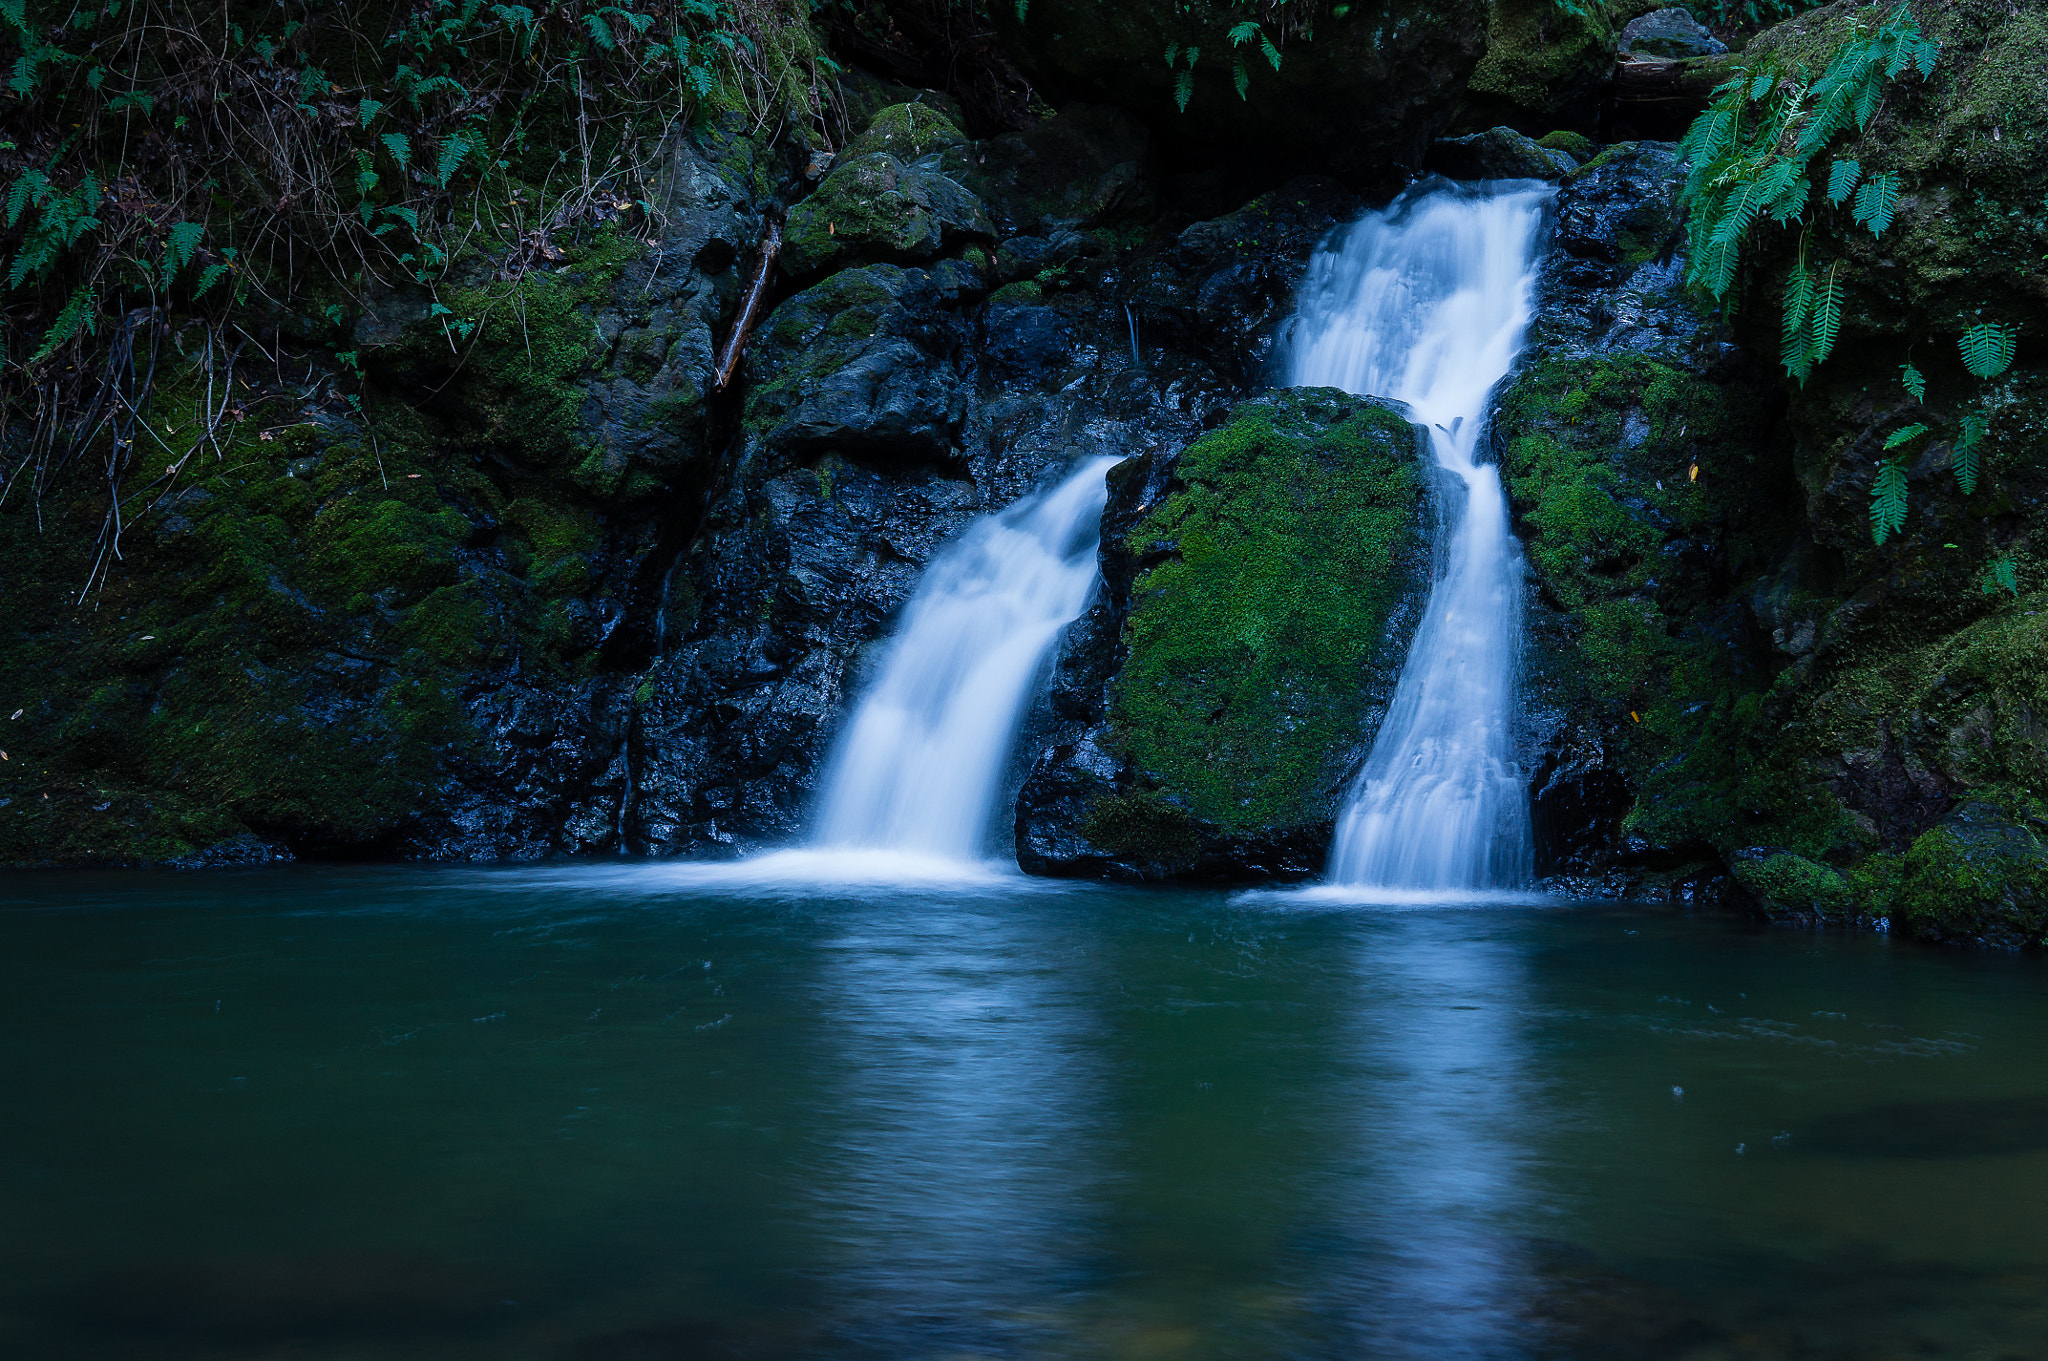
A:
1894 802 2048 949
993 0 1487 181
742 262 981 461
1426 126 1578 180
1453 0 1616 136
782 105 993 281
1017 389 1431 880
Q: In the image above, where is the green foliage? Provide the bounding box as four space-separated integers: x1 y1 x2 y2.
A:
1959 321 2017 379
1869 457 1909 544
1953 412 1987 494
1677 4 1935 312
1981 551 2019 597
1899 360 1924 401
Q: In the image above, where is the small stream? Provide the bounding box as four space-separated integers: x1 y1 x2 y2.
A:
4 869 2046 1361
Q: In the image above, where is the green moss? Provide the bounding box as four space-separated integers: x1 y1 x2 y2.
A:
1107 389 1427 834
989 280 1044 307
1897 806 2048 947
844 101 967 161
1731 849 1853 919
1538 129 1596 161
1460 0 1614 132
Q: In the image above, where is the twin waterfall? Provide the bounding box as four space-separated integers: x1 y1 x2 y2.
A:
1291 183 1550 895
807 181 1548 894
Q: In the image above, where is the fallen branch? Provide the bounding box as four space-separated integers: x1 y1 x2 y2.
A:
712 218 782 394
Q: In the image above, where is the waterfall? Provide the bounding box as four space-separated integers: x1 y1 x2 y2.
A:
1288 181 1550 895
811 456 1118 861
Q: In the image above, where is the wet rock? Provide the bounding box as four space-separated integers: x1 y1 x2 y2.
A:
1427 127 1578 181
1455 0 1615 136
1619 8 1728 60
1896 802 2048 950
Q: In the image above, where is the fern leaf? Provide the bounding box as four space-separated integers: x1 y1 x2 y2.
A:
1767 168 1810 225
163 220 203 281
585 13 616 50
1852 172 1898 236
1174 65 1194 112
1982 554 2019 597
1870 457 1909 544
1749 73 1775 100
1900 361 1924 401
1827 159 1861 205
1781 259 1815 379
1853 68 1886 129
1959 322 2017 379
1809 264 1844 366
1261 35 1281 72
1953 412 1987 494
1163 43 1177 67
382 132 412 170
358 98 383 128
1233 58 1248 100
1227 20 1259 44
1883 422 1929 450
1915 37 1938 80
26 283 95 365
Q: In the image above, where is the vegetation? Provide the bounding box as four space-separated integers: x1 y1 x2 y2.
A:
1 0 825 594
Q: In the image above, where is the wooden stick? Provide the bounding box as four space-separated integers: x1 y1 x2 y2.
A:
713 219 782 395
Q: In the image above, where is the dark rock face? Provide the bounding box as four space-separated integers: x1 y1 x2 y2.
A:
1618 8 1727 59
1489 142 1802 897
993 0 1488 183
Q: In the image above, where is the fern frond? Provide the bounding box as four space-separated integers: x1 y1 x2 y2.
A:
1232 57 1248 100
1781 257 1815 379
1827 159 1861 205
1982 553 2019 597
1870 458 1909 544
1900 361 1924 401
1959 322 2017 379
1953 413 1987 494
1852 172 1898 236
1883 422 1929 450
1174 65 1193 112
1809 264 1844 366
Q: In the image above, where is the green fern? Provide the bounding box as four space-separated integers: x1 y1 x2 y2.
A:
1953 412 1987 494
1882 422 1928 451
1781 252 1815 379
1959 322 2017 379
1826 158 1861 205
1900 360 1924 401
1981 553 2019 597
1870 457 1909 544
1809 263 1844 367
1851 171 1899 236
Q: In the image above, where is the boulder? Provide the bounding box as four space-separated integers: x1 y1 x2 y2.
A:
1454 0 1615 136
1619 8 1728 60
1426 126 1578 181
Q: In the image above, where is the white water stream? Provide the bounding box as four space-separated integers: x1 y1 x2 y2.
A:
810 456 1117 861
1288 181 1550 895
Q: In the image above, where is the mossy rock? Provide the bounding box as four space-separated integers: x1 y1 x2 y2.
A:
1538 129 1597 162
1730 847 1854 919
1104 388 1430 846
1896 803 2048 949
782 109 994 280
1455 0 1616 136
843 101 969 161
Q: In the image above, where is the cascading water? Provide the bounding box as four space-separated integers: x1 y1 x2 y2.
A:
1288 181 1550 895
810 456 1118 861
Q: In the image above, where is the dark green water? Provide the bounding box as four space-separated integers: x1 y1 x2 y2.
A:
4 865 2046 1361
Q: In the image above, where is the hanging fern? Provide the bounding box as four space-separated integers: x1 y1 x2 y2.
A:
1781 250 1816 380
1882 422 1929 451
1870 457 1910 544
1826 158 1862 205
1900 360 1925 401
1851 171 1900 236
1959 322 2017 379
1953 412 1988 494
1677 3 1936 327
1809 262 1844 367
